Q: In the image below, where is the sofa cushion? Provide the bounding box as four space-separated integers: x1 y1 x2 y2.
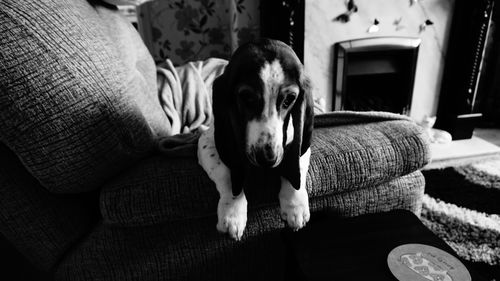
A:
59 174 424 281
100 112 431 226
0 0 169 193
56 215 287 281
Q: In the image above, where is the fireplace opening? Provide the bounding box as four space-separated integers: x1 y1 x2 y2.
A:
333 37 421 115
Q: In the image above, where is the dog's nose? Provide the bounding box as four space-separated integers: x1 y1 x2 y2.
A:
253 145 280 168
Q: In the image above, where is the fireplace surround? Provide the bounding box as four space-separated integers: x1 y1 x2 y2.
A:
332 37 420 115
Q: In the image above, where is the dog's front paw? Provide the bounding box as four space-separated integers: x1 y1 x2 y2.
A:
279 185 310 231
217 193 248 241
279 201 310 231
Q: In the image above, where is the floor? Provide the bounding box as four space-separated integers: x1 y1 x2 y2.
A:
475 127 500 147
426 127 500 169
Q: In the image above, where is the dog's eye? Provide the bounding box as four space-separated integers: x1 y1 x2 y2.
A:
282 94 296 109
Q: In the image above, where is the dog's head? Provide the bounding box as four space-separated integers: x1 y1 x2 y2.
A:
213 39 313 194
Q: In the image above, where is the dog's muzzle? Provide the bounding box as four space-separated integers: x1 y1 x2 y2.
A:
246 119 284 168
249 144 283 168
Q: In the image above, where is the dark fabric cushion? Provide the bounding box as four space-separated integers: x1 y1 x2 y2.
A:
0 0 169 193
0 143 99 271
57 172 424 281
100 116 430 226
55 216 287 281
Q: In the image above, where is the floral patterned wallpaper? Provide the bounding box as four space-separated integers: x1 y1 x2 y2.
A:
138 0 260 65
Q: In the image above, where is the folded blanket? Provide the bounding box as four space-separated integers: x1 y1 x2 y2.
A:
156 58 227 136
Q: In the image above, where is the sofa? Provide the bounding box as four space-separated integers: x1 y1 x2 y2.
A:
0 1 431 280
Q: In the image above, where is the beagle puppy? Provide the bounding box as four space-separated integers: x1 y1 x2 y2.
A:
198 39 314 240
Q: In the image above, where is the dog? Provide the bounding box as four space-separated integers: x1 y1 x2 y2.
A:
198 39 314 240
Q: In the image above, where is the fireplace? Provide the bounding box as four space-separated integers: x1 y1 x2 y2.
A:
332 37 421 115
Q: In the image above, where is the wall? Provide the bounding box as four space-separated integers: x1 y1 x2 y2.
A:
305 0 454 122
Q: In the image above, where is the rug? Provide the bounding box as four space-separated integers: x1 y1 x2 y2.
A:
421 157 500 280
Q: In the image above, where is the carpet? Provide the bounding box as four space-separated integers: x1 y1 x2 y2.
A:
421 157 500 280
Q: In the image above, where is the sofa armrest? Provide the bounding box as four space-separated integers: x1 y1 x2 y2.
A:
100 112 431 226
307 111 430 197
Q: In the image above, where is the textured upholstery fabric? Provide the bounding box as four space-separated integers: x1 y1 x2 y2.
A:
101 115 430 226
313 110 414 127
0 0 168 193
58 172 423 281
55 217 287 281
0 144 99 271
311 171 425 217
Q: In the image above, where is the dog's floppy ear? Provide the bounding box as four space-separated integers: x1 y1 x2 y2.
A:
279 75 314 190
212 74 246 196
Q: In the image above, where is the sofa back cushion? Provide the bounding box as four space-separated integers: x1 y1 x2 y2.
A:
0 0 170 193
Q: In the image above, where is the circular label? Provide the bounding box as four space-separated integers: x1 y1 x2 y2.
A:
387 244 471 281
